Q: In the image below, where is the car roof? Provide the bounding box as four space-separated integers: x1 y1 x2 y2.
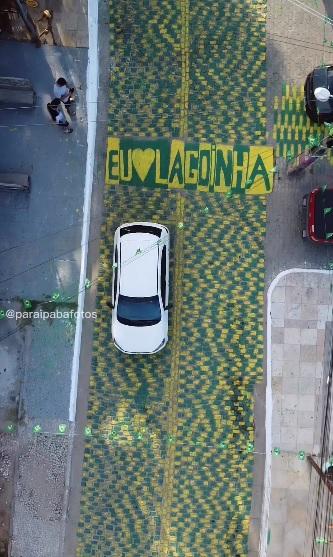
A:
313 66 333 115
314 189 333 239
119 232 159 297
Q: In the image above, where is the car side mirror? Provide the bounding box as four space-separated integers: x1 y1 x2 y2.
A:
165 304 173 310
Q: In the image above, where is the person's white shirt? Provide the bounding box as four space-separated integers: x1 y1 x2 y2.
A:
55 111 66 125
54 83 70 102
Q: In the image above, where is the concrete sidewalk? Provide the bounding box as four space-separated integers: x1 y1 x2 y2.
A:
267 270 333 557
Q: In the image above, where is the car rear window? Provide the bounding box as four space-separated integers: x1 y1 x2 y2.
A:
117 295 161 326
314 189 333 239
120 224 162 237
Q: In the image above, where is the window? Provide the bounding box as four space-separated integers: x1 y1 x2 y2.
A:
117 295 161 326
161 246 166 307
120 224 162 237
113 247 118 303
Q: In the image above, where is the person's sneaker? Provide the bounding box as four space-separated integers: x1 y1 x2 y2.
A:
64 127 73 134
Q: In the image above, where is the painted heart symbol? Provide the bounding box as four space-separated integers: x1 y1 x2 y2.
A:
132 148 155 182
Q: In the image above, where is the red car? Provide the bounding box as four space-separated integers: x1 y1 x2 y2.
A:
303 188 333 243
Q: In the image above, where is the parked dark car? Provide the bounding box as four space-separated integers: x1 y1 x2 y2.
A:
304 65 333 123
303 188 333 244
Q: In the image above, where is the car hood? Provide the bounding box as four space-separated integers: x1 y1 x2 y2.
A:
112 318 166 354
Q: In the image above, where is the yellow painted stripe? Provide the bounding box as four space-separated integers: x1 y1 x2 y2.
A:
180 0 189 137
159 193 185 556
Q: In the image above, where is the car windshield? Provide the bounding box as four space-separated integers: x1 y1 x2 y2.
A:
117 295 161 326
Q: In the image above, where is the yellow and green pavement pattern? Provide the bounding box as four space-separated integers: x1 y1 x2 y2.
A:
273 83 333 162
77 0 268 556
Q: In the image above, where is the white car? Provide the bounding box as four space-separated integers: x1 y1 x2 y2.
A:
111 222 170 354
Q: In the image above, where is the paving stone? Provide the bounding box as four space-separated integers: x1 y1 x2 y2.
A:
284 319 317 329
318 305 330 322
296 428 313 451
271 302 285 320
268 523 285 557
284 328 300 345
281 407 297 428
272 360 283 377
272 327 284 344
297 395 315 412
316 330 325 347
297 411 314 429
283 361 299 377
283 344 300 362
272 344 284 361
285 287 302 305
316 344 325 361
300 329 317 346
300 345 317 363
272 377 283 394
299 362 315 378
317 287 331 305
282 376 299 396
274 394 283 413
272 318 285 328
284 303 301 320
318 274 332 289
298 377 315 396
303 274 320 288
272 287 286 303
301 286 318 306
282 395 298 412
300 305 318 321
315 378 323 397
280 427 297 451
315 362 324 379
269 489 288 524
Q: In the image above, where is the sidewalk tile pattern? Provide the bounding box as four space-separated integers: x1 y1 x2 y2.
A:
76 0 268 554
268 272 333 557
